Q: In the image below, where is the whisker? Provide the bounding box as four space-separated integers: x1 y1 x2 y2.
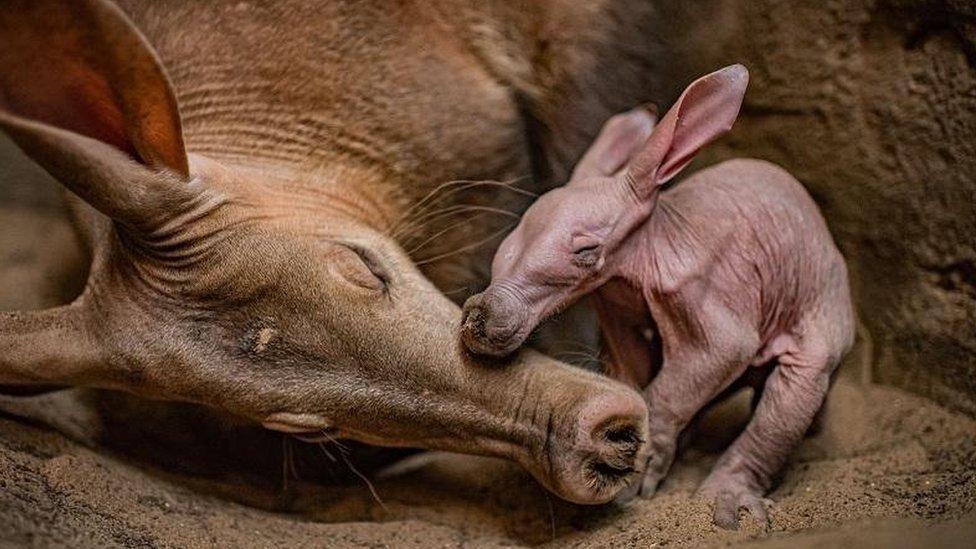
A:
389 181 486 239
389 176 532 239
405 212 490 257
552 351 603 365
316 441 338 462
288 439 300 480
391 205 477 242
408 286 471 297
439 286 470 296
431 177 535 201
314 441 343 484
326 434 349 454
552 350 601 359
414 222 516 267
390 179 487 235
393 204 521 244
401 176 533 222
401 205 520 245
315 431 387 508
339 449 387 511
321 430 350 453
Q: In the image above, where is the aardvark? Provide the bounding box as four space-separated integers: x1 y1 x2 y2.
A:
0 0 655 504
461 65 855 527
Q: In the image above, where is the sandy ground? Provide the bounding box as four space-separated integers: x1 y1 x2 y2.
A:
2 143 975 547
0 379 974 548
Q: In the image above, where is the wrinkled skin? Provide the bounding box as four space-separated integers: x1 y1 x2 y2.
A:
0 0 654 504
462 66 856 526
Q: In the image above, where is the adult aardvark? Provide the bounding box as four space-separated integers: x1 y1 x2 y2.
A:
0 0 662 503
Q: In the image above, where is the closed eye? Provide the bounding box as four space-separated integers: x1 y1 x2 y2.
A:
571 242 601 269
328 242 392 294
346 244 391 290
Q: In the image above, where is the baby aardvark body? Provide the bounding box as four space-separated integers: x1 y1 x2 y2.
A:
460 65 855 528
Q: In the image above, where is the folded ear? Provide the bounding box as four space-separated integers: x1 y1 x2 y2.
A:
0 0 192 231
625 64 749 200
570 105 657 183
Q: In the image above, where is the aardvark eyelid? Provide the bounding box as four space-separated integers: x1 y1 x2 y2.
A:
349 245 391 286
330 241 391 292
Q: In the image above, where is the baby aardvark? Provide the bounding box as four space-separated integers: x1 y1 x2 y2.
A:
460 65 855 528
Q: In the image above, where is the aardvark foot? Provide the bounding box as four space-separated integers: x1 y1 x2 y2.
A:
699 479 773 530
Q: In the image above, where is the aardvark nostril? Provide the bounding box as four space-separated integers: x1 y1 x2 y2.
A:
590 419 644 468
461 295 503 356
576 390 649 489
603 423 643 448
462 305 485 335
461 294 487 335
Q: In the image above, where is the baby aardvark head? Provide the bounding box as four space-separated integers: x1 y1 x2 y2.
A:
461 64 749 357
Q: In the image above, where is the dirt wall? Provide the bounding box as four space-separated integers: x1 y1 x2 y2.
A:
646 0 976 413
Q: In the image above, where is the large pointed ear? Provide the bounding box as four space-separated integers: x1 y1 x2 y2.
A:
624 64 749 200
0 0 192 231
569 105 657 183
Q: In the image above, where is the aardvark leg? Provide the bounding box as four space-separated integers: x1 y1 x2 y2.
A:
699 333 835 530
623 304 761 500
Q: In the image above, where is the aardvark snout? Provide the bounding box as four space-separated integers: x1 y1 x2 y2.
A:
460 290 529 356
553 387 649 504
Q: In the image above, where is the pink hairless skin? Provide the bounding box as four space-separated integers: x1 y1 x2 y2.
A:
460 65 855 529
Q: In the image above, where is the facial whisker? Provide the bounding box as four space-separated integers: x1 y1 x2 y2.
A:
393 204 521 243
405 212 490 257
552 351 603 367
316 441 338 463
414 222 516 267
389 176 531 240
409 286 470 297
389 179 488 235
336 446 387 511
394 176 532 226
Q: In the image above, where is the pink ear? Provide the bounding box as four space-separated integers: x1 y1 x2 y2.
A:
569 105 657 183
626 64 748 198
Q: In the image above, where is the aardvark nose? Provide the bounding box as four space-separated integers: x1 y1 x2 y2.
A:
460 292 524 356
564 389 649 503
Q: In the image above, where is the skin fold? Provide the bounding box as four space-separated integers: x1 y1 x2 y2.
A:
461 65 856 527
0 0 662 505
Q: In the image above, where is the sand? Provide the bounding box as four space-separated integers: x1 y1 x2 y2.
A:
0 378 974 548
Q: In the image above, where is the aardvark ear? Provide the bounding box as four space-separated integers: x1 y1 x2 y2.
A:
624 64 749 200
570 105 657 183
0 0 193 233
